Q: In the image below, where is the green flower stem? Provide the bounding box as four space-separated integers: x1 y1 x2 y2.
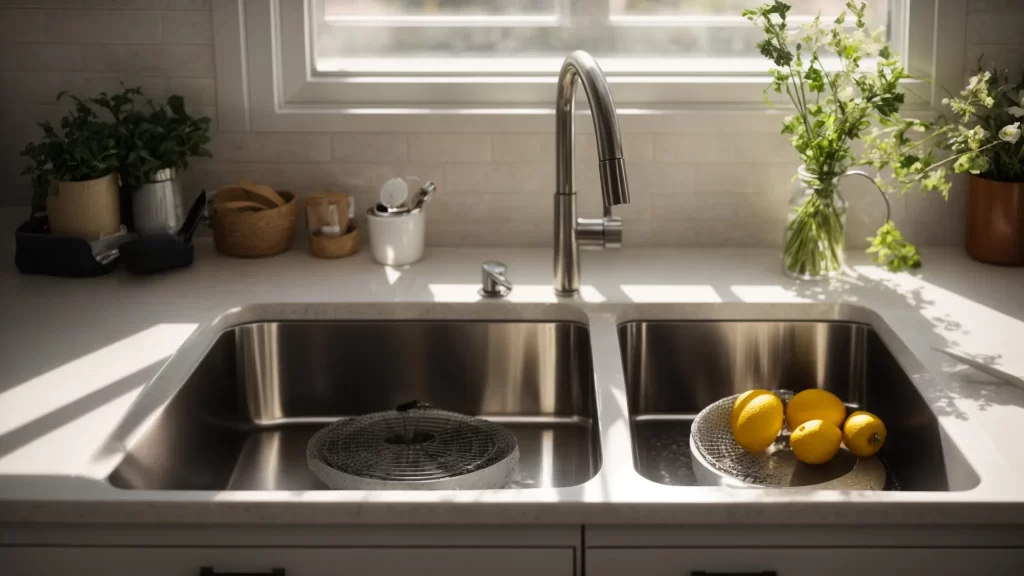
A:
783 190 846 279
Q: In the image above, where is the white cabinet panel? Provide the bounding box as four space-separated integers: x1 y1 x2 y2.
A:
1 547 572 576
587 548 1024 576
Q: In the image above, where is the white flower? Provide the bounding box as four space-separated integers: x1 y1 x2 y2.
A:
838 86 856 101
1009 90 1024 118
999 122 1022 144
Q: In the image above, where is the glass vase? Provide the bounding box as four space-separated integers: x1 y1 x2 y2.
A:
783 166 848 280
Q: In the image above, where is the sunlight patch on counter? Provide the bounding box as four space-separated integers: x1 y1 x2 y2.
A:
0 324 198 436
620 284 721 303
729 285 812 303
383 266 403 285
427 283 482 302
579 285 607 303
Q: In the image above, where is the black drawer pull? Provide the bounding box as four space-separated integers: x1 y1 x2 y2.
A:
692 572 777 576
199 568 285 576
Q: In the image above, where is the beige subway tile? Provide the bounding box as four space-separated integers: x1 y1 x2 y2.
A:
331 133 407 163
208 133 331 163
968 0 1024 13
444 163 552 195
8 44 81 72
45 10 161 44
427 194 551 247
159 44 215 78
409 133 490 163
628 162 696 198
64 73 165 99
161 10 212 44
6 72 63 104
650 215 784 248
966 13 1024 46
0 9 45 42
654 133 735 163
165 77 215 108
967 45 1024 76
491 133 553 163
81 44 161 74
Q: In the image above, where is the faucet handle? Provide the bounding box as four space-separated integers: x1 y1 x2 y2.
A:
480 261 512 298
577 215 623 250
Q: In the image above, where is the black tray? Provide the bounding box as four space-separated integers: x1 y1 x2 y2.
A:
15 216 118 277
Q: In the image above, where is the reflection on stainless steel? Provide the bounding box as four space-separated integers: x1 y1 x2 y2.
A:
109 321 599 490
619 321 962 491
553 50 630 295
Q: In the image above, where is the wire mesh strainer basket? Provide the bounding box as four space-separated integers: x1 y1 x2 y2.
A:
307 403 520 490
689 393 887 490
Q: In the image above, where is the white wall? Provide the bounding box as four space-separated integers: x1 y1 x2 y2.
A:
1 0 1022 248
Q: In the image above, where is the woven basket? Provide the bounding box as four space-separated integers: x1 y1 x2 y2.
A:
212 190 298 258
308 226 360 259
304 192 358 259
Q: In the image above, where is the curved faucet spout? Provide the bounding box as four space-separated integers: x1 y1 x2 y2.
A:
555 50 630 206
553 51 631 296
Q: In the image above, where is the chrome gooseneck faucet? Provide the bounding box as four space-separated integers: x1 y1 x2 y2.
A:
554 50 630 296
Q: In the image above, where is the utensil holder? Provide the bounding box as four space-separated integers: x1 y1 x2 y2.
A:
366 208 425 266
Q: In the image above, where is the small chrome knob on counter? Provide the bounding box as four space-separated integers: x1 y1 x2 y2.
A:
480 261 513 298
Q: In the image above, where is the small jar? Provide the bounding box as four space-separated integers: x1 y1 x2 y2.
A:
783 166 848 280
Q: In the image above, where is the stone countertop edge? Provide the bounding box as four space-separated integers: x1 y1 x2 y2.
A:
0 240 1023 527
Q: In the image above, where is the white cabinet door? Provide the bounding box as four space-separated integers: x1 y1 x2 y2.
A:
587 548 1024 576
1 547 573 576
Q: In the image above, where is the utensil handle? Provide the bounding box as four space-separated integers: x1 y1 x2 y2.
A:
199 568 285 576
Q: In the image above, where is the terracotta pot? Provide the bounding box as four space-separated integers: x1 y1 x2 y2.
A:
48 173 122 240
965 175 1024 266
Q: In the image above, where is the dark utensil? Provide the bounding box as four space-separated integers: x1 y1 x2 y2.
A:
178 190 207 242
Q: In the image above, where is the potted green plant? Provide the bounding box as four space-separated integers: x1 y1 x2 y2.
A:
20 92 121 240
744 1 1009 277
91 86 212 236
947 67 1023 265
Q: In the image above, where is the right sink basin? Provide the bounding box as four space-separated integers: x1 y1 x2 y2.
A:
618 319 976 491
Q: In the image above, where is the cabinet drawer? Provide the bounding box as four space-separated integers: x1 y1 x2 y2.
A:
1 546 573 576
587 548 1024 576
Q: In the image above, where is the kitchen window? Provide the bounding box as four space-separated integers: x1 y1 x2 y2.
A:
213 0 965 132
314 0 888 74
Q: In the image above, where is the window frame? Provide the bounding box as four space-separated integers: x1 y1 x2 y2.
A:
213 0 967 133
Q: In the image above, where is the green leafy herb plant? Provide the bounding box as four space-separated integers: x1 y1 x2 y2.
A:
744 1 1012 275
20 92 121 213
91 86 213 190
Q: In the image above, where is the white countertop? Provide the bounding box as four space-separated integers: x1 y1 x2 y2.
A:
1 237 1023 526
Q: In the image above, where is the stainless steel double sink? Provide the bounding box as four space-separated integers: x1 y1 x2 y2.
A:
106 305 974 493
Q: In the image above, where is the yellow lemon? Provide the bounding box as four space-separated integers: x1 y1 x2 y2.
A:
731 389 777 431
790 419 843 464
843 411 887 457
786 388 846 430
731 391 783 453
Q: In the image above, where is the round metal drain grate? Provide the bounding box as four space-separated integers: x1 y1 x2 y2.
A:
307 404 519 490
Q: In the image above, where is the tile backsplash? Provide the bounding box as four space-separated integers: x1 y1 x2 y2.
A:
1 0 1022 248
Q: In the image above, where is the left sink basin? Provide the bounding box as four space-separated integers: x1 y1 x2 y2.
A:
109 320 599 491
